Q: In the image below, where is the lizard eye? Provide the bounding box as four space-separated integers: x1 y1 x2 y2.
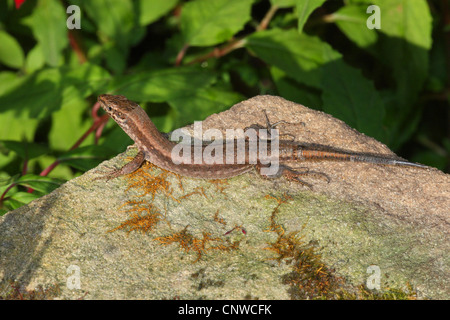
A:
108 107 112 111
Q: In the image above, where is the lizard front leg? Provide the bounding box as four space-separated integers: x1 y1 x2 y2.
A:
96 150 145 181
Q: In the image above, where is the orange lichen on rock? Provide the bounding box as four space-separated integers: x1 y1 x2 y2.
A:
179 186 207 200
125 161 180 202
213 210 227 226
264 193 292 236
108 201 162 235
208 179 229 197
154 226 239 263
263 193 346 299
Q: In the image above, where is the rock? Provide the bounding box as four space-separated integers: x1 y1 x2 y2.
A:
0 95 448 299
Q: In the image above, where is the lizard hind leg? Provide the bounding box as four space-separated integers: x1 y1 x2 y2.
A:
254 162 330 189
94 150 145 181
279 165 330 189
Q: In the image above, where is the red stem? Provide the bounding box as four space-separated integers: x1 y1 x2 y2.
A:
0 183 17 205
181 5 278 66
39 113 109 177
68 30 87 64
175 44 190 66
187 38 246 66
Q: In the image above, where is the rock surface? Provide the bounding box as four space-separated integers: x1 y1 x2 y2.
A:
0 95 448 299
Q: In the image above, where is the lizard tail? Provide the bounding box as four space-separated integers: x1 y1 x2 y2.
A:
297 149 428 169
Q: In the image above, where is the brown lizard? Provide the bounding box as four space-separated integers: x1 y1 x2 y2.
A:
97 94 428 188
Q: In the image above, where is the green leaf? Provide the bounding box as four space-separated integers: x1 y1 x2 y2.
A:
82 0 145 73
0 71 22 95
49 98 92 151
24 44 46 73
427 36 447 93
168 85 244 128
270 0 295 8
333 4 378 49
99 125 133 154
271 67 322 109
1 141 49 160
138 0 178 26
0 63 110 118
0 148 16 173
59 63 111 105
83 0 141 49
371 0 431 146
28 0 68 66
16 174 63 194
181 0 254 46
349 0 431 110
31 155 76 181
379 0 431 100
58 145 114 171
227 59 260 87
0 72 40 141
0 68 60 117
0 30 24 68
0 173 15 191
296 0 326 32
104 45 127 74
108 66 216 102
4 192 42 210
321 60 386 141
246 28 340 89
373 0 431 49
410 149 447 171
0 109 40 142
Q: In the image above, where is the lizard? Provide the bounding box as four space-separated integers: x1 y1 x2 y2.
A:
96 94 428 188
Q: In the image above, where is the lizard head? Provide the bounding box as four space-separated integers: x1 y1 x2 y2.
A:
98 94 140 126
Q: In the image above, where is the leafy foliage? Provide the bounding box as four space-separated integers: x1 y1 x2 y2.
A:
0 0 448 213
